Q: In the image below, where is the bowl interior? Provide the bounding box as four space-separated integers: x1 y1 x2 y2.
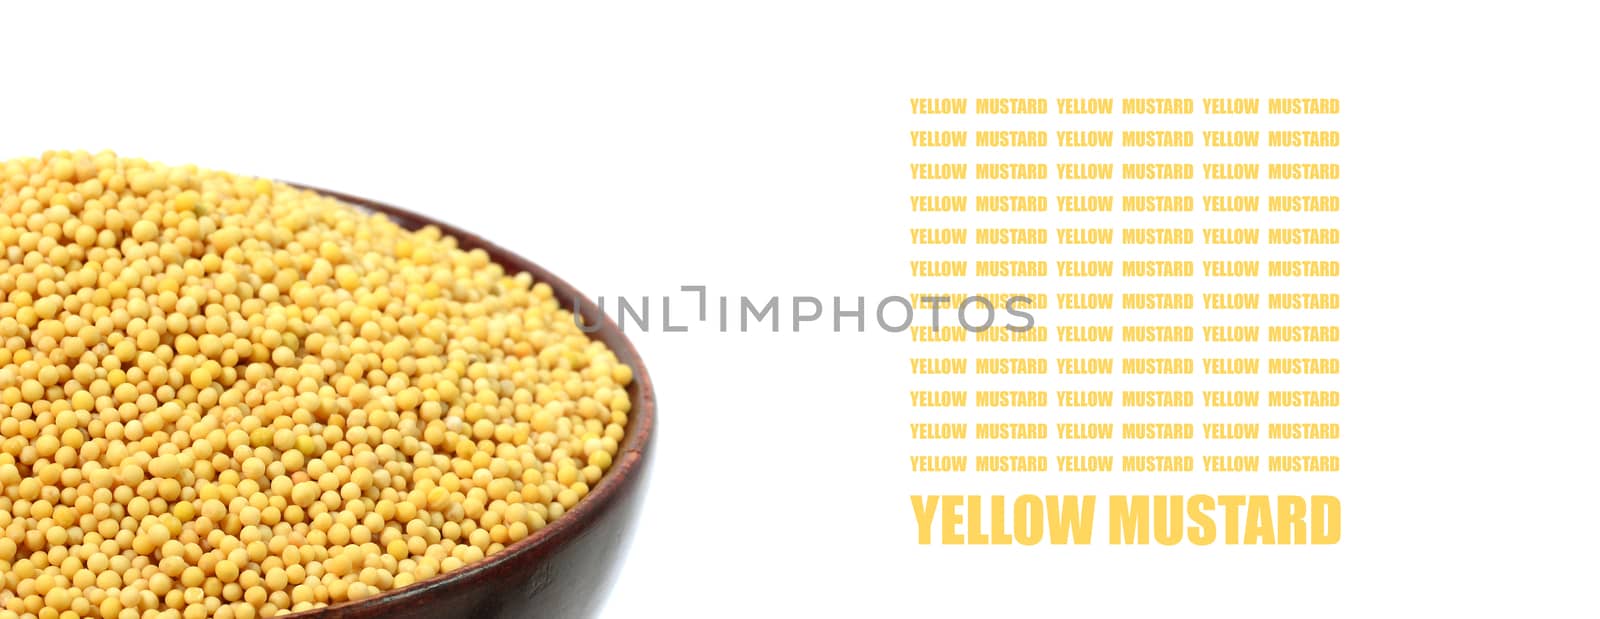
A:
267 183 656 618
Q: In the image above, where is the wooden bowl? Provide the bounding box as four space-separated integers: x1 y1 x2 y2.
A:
277 184 657 618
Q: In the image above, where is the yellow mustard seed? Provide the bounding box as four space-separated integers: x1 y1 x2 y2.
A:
0 151 635 618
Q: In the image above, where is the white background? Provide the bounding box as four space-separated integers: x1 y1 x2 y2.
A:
5 2 1597 616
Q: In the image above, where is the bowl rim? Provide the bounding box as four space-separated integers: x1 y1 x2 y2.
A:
268 183 657 618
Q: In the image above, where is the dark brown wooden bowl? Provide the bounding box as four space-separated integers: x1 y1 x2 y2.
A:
275 184 656 619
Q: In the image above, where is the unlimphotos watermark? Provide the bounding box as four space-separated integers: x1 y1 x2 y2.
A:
573 286 1037 334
